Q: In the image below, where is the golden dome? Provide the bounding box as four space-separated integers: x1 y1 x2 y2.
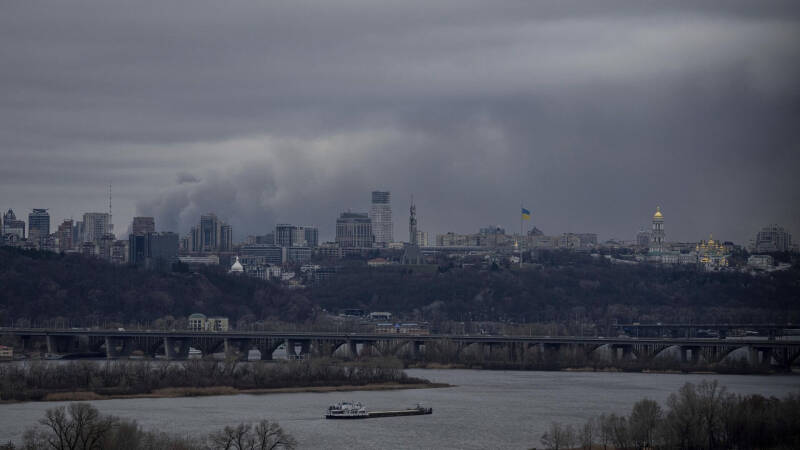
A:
653 206 663 219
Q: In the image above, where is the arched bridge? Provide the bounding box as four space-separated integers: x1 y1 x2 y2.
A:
2 328 798 370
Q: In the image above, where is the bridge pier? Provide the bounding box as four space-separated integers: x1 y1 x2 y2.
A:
680 346 701 364
750 347 773 368
104 337 133 359
164 337 190 360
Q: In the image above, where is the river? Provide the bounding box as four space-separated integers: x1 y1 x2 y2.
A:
0 369 797 449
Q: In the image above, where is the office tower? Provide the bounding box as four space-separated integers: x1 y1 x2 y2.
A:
275 224 318 248
369 191 393 246
129 232 178 271
220 223 233 251
336 212 373 248
200 213 219 251
753 224 792 253
28 209 50 243
649 207 665 256
131 217 155 235
303 227 318 248
291 226 307 247
57 220 74 252
275 224 294 247
82 212 112 243
73 221 84 244
2 209 25 239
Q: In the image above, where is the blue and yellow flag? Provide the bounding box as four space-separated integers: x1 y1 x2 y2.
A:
521 207 531 220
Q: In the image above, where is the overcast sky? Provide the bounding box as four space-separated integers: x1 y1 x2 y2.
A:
1 1 798 243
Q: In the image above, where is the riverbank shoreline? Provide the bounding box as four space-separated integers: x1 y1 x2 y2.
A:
0 382 452 404
405 362 793 375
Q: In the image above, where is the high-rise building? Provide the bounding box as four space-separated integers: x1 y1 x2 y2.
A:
56 220 74 252
28 209 50 243
752 224 792 253
275 224 294 248
220 223 233 251
290 227 306 247
275 224 318 248
2 209 25 239
73 221 84 244
82 212 112 243
131 217 155 235
369 191 393 246
415 230 429 247
194 213 231 252
303 227 318 248
129 232 178 270
649 207 665 256
200 213 220 251
336 212 373 248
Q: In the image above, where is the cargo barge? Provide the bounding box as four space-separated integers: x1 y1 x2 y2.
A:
325 401 432 419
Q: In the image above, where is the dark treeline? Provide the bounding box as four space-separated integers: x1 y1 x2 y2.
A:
1 247 799 327
2 402 296 449
312 253 800 325
0 358 427 402
0 247 313 326
538 380 800 450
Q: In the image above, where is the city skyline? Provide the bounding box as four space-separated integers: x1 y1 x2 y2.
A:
0 199 792 248
1 1 798 246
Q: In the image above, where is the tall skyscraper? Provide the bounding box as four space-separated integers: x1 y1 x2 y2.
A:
82 212 112 243
649 206 665 256
2 209 25 239
28 209 50 243
369 190 393 246
186 213 232 253
303 226 319 248
336 212 373 248
131 217 155 235
275 224 294 247
274 224 318 248
57 219 74 252
220 223 233 251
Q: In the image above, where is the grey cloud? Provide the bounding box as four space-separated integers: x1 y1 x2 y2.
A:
176 172 201 184
1 1 799 243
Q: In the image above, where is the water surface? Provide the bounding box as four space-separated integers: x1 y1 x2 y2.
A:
0 369 796 449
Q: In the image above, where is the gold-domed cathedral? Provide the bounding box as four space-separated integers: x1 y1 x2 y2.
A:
697 234 729 269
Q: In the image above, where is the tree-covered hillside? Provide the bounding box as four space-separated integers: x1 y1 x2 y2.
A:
0 248 312 326
1 247 798 327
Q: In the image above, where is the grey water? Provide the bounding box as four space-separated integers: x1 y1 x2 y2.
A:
0 369 797 449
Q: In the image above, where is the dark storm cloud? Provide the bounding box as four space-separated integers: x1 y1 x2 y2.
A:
1 1 798 242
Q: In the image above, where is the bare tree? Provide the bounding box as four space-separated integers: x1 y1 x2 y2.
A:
253 420 296 450
35 403 117 450
208 421 295 450
629 398 662 448
580 417 597 450
540 422 576 450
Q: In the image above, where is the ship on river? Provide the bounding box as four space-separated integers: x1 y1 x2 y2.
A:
325 401 432 419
